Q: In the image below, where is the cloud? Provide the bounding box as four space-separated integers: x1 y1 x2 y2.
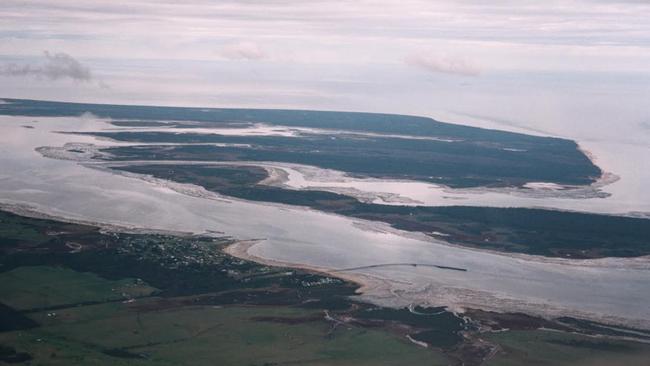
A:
220 42 267 61
0 51 92 81
405 53 482 77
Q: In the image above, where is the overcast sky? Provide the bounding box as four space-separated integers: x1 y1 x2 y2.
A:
1 0 649 141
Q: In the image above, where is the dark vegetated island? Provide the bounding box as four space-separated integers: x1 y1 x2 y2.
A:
1 98 601 188
116 164 650 259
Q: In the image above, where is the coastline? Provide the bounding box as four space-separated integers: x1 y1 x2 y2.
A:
5 158 649 272
223 238 650 331
3 199 649 332
223 239 389 296
2 112 650 332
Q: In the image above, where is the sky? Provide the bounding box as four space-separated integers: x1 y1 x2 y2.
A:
1 0 650 143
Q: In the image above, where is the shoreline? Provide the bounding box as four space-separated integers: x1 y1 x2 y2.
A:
224 238 650 332
2 113 650 332
2 195 650 331
5 159 650 272
0 201 201 238
3 199 649 332
223 239 389 296
34 124 645 217
85 156 636 217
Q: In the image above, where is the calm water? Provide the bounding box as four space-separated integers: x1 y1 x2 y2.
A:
1 114 649 328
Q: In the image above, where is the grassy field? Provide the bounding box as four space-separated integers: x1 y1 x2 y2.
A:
486 330 650 366
0 266 156 311
0 211 453 364
0 213 50 248
2 289 446 365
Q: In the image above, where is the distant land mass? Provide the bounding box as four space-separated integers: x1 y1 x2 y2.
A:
0 98 601 188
